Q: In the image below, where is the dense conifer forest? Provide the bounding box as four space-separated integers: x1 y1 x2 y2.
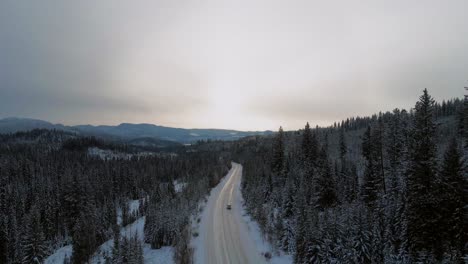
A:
0 131 230 263
0 89 466 264
236 90 467 263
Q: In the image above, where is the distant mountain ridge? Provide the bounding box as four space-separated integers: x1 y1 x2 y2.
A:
0 117 272 143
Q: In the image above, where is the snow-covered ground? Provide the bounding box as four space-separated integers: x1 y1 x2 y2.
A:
117 199 142 225
173 180 187 193
45 245 73 264
87 147 156 160
239 191 293 264
91 217 173 264
45 199 174 264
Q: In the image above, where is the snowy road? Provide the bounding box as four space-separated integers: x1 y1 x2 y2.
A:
196 163 266 264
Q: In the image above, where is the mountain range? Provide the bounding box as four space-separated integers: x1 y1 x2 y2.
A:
0 117 272 144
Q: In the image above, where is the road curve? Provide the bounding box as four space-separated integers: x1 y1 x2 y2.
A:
197 163 266 264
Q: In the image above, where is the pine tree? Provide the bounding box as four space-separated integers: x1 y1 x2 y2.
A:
112 217 121 263
375 116 386 195
71 208 97 264
464 86 468 150
0 216 7 264
439 138 465 262
406 88 440 259
271 126 285 175
361 126 379 206
339 127 347 160
302 122 318 168
315 148 337 209
387 109 406 195
21 209 47 264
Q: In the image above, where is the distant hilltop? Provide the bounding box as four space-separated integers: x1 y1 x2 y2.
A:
0 117 273 143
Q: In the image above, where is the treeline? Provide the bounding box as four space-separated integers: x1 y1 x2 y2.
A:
0 130 230 263
237 89 467 263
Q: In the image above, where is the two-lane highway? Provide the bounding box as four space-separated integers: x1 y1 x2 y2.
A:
196 163 266 264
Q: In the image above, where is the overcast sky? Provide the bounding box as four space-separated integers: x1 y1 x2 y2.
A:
1 0 467 130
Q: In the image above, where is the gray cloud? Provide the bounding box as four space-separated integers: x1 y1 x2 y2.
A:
1 0 467 130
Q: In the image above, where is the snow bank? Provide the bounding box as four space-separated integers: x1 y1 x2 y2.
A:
239 204 293 264
236 172 293 264
91 217 174 264
45 216 174 264
44 245 73 264
117 199 142 225
143 246 174 264
173 180 187 193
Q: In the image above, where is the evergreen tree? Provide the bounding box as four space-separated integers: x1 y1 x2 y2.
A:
406 89 440 259
21 209 47 264
302 122 318 167
71 208 97 264
272 126 285 175
315 148 337 209
464 86 468 150
0 216 7 264
439 138 465 262
339 127 347 160
361 126 379 206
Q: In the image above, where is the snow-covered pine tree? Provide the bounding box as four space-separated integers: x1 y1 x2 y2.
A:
439 138 465 263
361 126 380 206
21 208 47 264
315 147 337 209
406 88 440 260
271 126 285 176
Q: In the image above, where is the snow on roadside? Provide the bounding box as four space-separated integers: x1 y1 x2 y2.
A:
44 245 73 264
191 166 233 264
237 177 293 264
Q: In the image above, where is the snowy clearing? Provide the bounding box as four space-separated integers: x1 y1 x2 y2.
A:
45 216 174 264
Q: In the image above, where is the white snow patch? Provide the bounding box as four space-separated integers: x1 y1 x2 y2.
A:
44 245 73 264
46 216 174 264
117 199 142 225
238 186 293 264
87 147 156 160
143 246 174 264
91 216 174 264
173 180 187 193
128 199 141 214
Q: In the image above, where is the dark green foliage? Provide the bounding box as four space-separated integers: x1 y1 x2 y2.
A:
438 138 465 262
0 129 230 263
339 127 347 160
361 126 381 206
406 89 441 258
315 148 337 209
21 208 46 264
271 126 285 175
237 89 464 263
111 234 144 264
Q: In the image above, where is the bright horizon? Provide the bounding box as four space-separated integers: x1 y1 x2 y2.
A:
1 0 467 131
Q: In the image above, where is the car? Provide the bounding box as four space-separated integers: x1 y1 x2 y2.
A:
226 204 232 210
